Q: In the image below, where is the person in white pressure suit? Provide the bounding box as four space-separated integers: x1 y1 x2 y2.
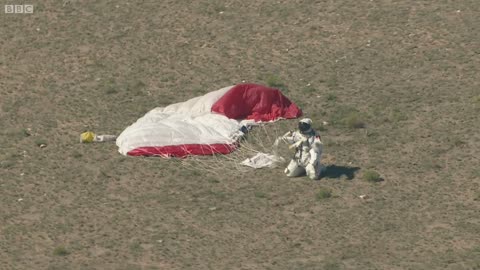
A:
281 118 324 180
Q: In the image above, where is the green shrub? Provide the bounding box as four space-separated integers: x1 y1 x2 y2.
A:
326 93 337 101
254 191 267 198
72 151 82 158
316 189 332 200
303 86 317 94
330 106 366 129
53 246 69 256
22 129 31 137
363 170 382 182
35 139 47 147
266 75 288 92
473 95 480 109
105 87 118 94
344 112 366 129
0 161 15 169
390 109 408 122
317 125 327 132
453 138 466 147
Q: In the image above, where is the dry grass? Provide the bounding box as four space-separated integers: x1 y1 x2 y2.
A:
1 0 480 269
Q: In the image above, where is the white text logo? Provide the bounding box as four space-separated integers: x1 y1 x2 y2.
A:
5 5 34 14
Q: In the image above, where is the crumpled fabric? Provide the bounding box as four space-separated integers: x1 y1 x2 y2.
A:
241 153 285 169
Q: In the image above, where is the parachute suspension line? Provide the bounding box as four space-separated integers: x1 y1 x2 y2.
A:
261 124 274 149
182 155 221 176
178 144 224 176
178 120 295 175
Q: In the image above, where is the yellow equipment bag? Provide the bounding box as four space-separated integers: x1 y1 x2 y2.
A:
80 131 96 143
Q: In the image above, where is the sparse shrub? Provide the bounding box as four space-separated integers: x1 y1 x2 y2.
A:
5 128 31 138
22 129 31 137
254 191 266 198
266 75 288 92
326 75 338 88
363 170 382 182
323 260 341 270
391 109 408 122
0 161 15 169
473 95 480 109
35 139 47 147
344 112 365 129
326 93 337 101
303 86 316 94
316 188 332 200
472 169 480 179
209 190 227 199
129 242 143 255
330 106 366 129
72 151 82 158
317 125 327 132
453 138 466 147
160 75 174 82
53 246 69 256
207 178 220 184
102 78 118 95
126 80 146 96
131 80 146 89
105 87 118 95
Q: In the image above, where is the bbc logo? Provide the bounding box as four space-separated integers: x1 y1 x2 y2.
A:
5 5 34 14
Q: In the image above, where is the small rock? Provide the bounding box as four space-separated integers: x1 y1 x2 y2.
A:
322 121 329 126
18 198 23 202
359 195 368 200
39 144 47 148
209 207 217 211
157 240 163 243
219 11 224 14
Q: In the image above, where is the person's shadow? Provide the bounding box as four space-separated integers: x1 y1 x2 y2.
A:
320 165 360 180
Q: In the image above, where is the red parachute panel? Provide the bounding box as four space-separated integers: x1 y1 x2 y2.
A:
211 83 302 122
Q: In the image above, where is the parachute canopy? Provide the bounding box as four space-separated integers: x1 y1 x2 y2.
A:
116 83 302 157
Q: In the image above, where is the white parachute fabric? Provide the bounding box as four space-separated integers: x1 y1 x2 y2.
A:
116 86 242 155
241 153 285 169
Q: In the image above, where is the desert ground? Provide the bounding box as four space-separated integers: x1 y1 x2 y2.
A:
1 0 479 269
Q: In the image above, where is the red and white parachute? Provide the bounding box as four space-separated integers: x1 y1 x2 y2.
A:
116 83 302 157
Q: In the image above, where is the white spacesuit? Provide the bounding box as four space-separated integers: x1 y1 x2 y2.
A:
282 118 324 180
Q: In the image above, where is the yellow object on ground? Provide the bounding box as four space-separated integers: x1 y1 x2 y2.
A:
80 131 96 143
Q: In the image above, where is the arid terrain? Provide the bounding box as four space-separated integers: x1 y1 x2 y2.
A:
1 0 479 269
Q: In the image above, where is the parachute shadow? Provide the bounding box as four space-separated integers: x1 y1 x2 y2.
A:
320 165 360 180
